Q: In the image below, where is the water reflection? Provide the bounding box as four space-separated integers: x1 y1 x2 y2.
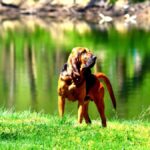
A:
1 43 16 109
24 44 37 111
0 17 150 120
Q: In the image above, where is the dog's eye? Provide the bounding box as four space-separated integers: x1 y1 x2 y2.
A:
83 55 88 60
82 49 87 54
83 49 86 53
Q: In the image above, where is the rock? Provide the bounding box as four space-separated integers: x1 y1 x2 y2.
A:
1 0 21 6
51 0 88 7
136 6 150 30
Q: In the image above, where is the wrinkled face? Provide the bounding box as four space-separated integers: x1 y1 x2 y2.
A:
67 47 97 78
80 50 97 70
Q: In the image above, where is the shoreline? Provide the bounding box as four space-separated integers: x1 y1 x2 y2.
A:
0 1 150 19
0 1 150 31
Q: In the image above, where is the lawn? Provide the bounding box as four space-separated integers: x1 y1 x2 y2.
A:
0 110 149 150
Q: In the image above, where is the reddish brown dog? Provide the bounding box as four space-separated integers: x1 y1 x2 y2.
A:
57 47 116 127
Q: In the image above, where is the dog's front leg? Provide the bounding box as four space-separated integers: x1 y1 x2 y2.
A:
78 101 85 124
58 96 65 117
83 101 91 124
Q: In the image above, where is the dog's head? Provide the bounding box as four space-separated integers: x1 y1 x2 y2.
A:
79 49 97 70
68 47 97 78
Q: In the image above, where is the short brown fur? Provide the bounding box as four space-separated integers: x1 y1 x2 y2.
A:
57 47 116 127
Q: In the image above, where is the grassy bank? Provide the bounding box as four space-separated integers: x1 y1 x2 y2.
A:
0 110 149 150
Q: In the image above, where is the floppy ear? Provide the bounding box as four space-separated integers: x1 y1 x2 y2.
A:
70 54 80 77
69 47 89 74
61 63 68 73
68 47 91 77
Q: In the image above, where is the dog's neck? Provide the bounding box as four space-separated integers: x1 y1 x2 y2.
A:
83 68 92 78
72 68 92 87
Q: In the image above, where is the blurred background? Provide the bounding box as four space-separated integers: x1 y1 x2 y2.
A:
0 0 150 121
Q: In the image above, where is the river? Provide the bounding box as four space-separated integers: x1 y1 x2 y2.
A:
0 16 150 121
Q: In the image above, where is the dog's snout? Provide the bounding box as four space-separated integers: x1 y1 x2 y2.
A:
92 55 97 60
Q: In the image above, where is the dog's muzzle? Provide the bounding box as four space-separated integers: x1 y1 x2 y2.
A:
84 55 97 69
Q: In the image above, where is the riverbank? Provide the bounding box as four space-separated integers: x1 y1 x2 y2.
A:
0 110 149 149
0 1 150 31
0 1 149 20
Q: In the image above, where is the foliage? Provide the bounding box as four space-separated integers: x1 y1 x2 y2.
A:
0 110 149 149
1 26 150 57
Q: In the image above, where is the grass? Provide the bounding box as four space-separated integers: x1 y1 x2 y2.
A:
0 110 149 150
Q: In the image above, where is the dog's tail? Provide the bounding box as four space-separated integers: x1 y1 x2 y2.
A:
95 73 116 109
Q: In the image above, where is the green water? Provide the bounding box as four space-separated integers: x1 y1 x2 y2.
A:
0 19 150 120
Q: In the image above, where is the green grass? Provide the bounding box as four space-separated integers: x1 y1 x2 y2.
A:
0 110 149 150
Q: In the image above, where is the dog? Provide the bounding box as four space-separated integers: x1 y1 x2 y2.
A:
57 47 116 127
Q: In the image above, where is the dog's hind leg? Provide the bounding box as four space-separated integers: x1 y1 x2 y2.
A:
58 96 65 117
94 86 107 127
83 101 91 124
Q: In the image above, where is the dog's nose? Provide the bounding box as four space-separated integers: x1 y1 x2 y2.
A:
92 55 97 60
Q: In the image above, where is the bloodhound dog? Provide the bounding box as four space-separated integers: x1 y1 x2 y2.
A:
57 47 116 127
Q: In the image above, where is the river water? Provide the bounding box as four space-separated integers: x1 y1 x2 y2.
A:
0 16 150 121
